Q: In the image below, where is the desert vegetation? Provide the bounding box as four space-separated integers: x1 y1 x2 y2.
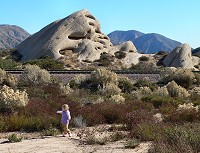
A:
0 65 200 152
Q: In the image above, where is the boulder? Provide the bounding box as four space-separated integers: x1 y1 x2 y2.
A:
109 41 137 55
17 9 113 61
163 43 193 68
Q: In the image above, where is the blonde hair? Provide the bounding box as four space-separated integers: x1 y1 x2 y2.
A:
62 104 69 111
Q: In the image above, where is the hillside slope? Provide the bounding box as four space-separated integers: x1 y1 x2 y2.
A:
108 30 182 53
0 25 30 49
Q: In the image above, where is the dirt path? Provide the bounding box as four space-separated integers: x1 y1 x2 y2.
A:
0 135 151 153
0 125 151 153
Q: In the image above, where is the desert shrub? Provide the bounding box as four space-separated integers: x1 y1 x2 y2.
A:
109 94 125 103
141 95 182 112
0 59 20 70
110 131 126 142
152 86 169 97
125 109 154 131
8 133 23 143
114 51 126 59
73 115 87 128
69 75 86 89
130 62 158 73
79 102 132 126
118 77 135 93
166 103 199 123
132 87 152 100
97 52 114 66
0 85 29 113
149 124 200 153
81 68 119 93
139 56 149 62
0 68 6 84
24 56 65 70
85 134 109 145
166 81 190 98
99 82 121 98
125 139 140 149
194 73 200 85
0 68 18 87
20 64 51 86
162 68 195 89
134 79 157 91
3 115 60 132
0 48 10 57
59 83 73 96
42 124 60 136
3 74 18 87
90 68 118 86
156 51 169 55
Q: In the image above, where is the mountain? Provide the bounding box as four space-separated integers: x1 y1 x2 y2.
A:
133 33 182 53
108 31 182 53
0 25 30 49
107 30 144 45
192 47 200 55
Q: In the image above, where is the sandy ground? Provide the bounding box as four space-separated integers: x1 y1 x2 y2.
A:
0 128 151 153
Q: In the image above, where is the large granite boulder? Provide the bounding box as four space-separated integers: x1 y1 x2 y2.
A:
16 9 137 62
17 9 113 61
163 43 193 68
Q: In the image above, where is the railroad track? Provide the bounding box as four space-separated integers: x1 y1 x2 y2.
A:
4 70 200 74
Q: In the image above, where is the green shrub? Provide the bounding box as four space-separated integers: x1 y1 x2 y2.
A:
125 139 140 149
83 68 118 92
114 51 126 59
110 131 126 142
162 68 195 89
149 124 200 153
42 124 60 136
118 77 135 93
156 51 169 56
99 82 121 98
24 56 65 70
20 64 51 86
85 135 109 145
0 59 20 70
141 95 181 111
166 81 190 98
134 79 157 91
194 73 200 85
8 133 23 143
97 52 114 66
139 56 149 62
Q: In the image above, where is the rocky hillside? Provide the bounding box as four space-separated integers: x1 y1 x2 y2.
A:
0 25 30 49
108 31 182 53
108 30 144 46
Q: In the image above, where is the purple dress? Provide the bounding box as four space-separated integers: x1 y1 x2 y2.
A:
61 110 70 124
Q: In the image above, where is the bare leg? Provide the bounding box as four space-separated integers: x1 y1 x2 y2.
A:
62 124 67 136
66 124 72 137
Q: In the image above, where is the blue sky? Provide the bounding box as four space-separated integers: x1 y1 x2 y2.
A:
1 0 200 48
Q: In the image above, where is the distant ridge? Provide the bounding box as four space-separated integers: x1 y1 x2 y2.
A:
108 30 144 46
108 30 182 53
0 24 30 49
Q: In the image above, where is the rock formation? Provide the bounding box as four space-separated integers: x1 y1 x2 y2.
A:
163 43 194 68
17 9 137 62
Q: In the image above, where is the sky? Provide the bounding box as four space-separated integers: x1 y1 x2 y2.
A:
1 0 200 48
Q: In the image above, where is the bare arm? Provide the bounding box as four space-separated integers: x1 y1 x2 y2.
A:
56 111 62 114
